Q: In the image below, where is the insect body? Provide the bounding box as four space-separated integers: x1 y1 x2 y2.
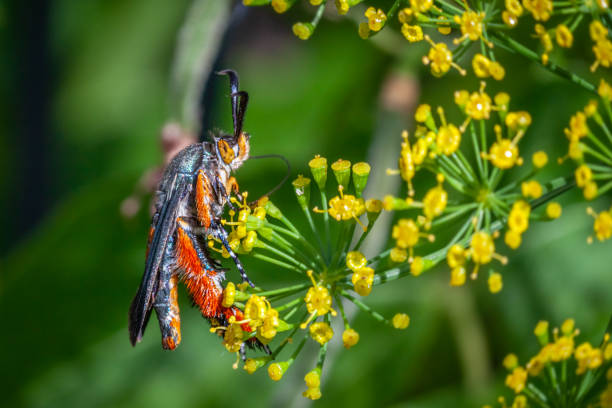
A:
129 70 256 350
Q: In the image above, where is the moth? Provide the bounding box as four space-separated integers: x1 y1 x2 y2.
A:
129 70 257 350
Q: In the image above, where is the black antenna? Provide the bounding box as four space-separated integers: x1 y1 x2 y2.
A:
216 69 246 140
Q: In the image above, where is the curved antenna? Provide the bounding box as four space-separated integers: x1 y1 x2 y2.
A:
232 90 249 139
248 154 291 205
216 69 240 137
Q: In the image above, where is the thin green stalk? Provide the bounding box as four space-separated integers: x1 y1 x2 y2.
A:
470 121 486 183
259 241 310 271
252 253 301 272
587 131 612 161
320 190 332 261
490 32 596 94
257 282 311 298
340 290 390 325
276 296 303 312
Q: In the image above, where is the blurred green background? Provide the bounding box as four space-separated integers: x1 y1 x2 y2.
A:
1 1 611 407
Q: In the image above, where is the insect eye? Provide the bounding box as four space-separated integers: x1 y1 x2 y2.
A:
217 139 235 164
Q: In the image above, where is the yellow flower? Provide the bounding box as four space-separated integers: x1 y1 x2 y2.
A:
472 53 491 78
342 328 360 349
292 23 314 40
410 0 435 13
436 124 462 155
244 356 271 374
390 247 408 263
423 175 448 219
555 24 573 48
584 181 598 200
551 336 574 362
450 266 467 286
588 207 612 242
244 294 268 328
222 322 244 353
392 313 410 329
505 366 528 393
305 285 334 317
392 218 432 252
411 256 424 276
591 39 612 72
302 387 322 400
222 282 236 308
526 354 546 376
470 231 495 264
352 266 374 296
503 353 518 370
310 322 334 345
506 0 523 16
447 244 466 268
302 369 322 400
521 180 543 199
465 87 493 120
346 251 367 271
322 186 366 224
599 79 612 100
546 202 562 219
258 308 280 343
364 7 386 32
268 361 289 381
401 24 423 42
590 20 609 42
532 151 548 168
502 11 519 27
575 164 592 188
505 229 522 249
508 200 530 233
512 395 528 408
423 35 465 77
488 272 503 293
489 61 506 80
523 0 553 21
453 10 487 44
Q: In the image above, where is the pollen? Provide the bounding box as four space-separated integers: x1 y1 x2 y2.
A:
392 313 410 329
465 83 493 120
317 186 366 229
453 10 489 46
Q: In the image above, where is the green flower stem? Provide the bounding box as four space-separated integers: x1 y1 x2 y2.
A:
582 143 612 166
252 252 301 272
568 12 584 31
430 203 479 227
438 154 474 186
546 364 562 402
436 0 464 14
480 120 490 178
330 220 352 270
602 99 612 125
490 32 596 94
385 0 403 21
268 230 319 270
353 220 375 252
340 290 390 325
530 177 575 209
470 121 486 183
299 201 326 257
434 165 471 195
592 173 612 180
451 152 477 185
276 296 303 312
524 384 551 408
320 190 332 261
316 334 329 370
588 131 612 161
596 179 612 196
454 151 479 182
311 1 326 28
279 214 300 235
272 311 308 359
265 222 326 268
257 282 311 298
594 113 612 146
259 241 310 271
334 293 350 330
283 304 301 320
366 248 392 266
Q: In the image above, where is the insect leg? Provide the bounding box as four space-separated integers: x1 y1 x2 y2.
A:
226 176 243 203
153 240 182 350
211 224 255 288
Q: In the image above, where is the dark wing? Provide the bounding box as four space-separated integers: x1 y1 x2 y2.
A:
128 174 190 346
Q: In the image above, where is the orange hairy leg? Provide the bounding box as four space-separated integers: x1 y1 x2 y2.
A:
161 275 181 350
195 170 213 228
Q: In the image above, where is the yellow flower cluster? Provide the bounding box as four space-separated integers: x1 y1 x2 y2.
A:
563 88 612 202
493 319 612 407
347 251 375 296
